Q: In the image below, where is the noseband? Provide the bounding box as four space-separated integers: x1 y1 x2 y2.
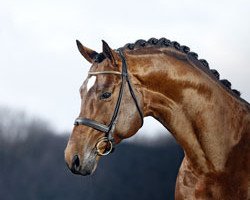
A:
74 49 144 156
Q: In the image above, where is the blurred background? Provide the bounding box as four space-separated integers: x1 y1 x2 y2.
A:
0 0 250 199
0 107 183 200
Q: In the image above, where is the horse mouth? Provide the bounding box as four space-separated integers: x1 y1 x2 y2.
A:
81 160 97 176
71 167 93 176
65 149 98 176
68 159 97 176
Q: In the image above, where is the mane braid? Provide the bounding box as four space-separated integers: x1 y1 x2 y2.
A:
119 37 241 97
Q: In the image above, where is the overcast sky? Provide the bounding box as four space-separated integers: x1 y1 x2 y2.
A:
1 0 250 136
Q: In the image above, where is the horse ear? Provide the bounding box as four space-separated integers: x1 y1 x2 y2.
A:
102 40 118 66
76 40 98 63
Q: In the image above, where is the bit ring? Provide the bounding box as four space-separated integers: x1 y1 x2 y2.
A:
95 137 113 156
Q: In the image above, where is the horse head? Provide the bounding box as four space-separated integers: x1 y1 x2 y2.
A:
64 40 143 175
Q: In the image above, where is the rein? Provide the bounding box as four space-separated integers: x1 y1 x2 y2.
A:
74 49 144 156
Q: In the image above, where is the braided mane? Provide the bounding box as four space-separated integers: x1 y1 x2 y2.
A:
119 37 241 97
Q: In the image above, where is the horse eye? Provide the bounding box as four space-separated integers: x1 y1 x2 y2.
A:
100 92 112 100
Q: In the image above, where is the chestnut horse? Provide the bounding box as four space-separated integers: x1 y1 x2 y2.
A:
65 38 250 199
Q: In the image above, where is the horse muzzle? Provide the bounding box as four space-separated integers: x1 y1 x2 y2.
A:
67 153 97 176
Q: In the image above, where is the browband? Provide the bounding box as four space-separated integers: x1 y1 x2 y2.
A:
88 71 122 76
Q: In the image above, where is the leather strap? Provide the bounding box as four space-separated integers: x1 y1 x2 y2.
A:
88 71 122 76
118 50 144 125
74 118 109 133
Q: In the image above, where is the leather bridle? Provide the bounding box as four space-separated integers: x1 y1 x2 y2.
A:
74 49 144 156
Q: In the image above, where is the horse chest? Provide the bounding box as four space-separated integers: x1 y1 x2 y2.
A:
175 157 250 200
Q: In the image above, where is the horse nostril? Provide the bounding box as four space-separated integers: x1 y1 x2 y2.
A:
69 154 94 176
72 155 80 170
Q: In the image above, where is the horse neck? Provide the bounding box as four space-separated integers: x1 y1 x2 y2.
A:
127 48 250 173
